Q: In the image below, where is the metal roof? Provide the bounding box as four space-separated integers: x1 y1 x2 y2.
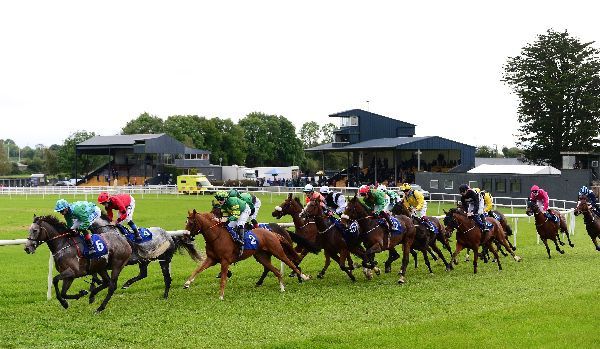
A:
475 157 526 166
306 136 474 151
78 134 165 146
468 164 561 175
329 109 416 127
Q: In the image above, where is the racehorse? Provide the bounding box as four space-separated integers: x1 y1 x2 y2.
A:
525 199 574 258
443 208 521 274
272 193 351 276
300 198 369 281
341 196 416 284
24 215 131 313
183 210 310 300
391 200 453 271
573 196 600 251
89 215 204 300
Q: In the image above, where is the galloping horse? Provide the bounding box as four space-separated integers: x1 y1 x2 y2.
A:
573 196 600 251
443 208 521 274
183 210 309 300
272 193 350 276
525 199 574 258
391 200 453 271
24 215 131 313
341 196 416 284
300 198 368 281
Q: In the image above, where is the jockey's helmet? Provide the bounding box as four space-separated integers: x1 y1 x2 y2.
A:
303 184 314 193
228 189 240 197
458 184 470 193
54 199 70 212
319 186 331 194
400 183 412 191
377 184 387 191
579 186 589 196
358 185 370 196
214 191 228 200
97 192 110 204
530 185 540 194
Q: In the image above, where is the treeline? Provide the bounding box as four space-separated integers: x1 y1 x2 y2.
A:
0 112 335 178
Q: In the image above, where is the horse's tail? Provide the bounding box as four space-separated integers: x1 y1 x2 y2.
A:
172 235 204 263
268 223 293 244
502 221 513 236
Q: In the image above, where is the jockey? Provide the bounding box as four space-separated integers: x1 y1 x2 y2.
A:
400 183 434 232
358 184 393 229
54 199 102 253
228 189 262 228
97 192 142 242
458 184 489 233
472 188 493 214
320 185 347 217
303 184 325 206
529 185 558 222
214 190 250 256
377 184 400 211
578 185 600 216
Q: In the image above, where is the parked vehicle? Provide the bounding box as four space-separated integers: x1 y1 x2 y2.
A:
177 174 212 194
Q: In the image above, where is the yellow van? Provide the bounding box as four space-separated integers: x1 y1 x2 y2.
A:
177 174 212 194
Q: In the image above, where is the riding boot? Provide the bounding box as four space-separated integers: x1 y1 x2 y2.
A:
251 219 259 229
84 232 96 254
380 211 394 231
236 225 245 257
128 221 143 242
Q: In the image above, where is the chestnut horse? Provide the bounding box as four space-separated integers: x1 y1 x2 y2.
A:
272 193 354 277
183 210 309 300
24 215 131 313
573 196 600 251
341 196 416 284
391 200 453 272
300 198 369 281
525 199 574 258
443 208 521 274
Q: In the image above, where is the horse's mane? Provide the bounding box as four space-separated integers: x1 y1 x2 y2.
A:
447 207 463 216
293 196 302 206
99 213 111 223
35 215 68 230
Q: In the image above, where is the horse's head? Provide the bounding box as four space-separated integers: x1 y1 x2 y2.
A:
574 196 589 216
340 195 368 225
272 193 302 219
186 209 203 236
391 199 407 216
211 200 223 218
525 199 538 216
25 215 66 254
300 198 324 220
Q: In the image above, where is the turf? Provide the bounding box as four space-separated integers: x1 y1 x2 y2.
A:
0 193 598 349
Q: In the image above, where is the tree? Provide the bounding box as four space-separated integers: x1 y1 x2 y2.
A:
0 142 10 175
475 145 496 158
502 146 524 158
122 112 164 134
58 131 103 178
210 118 247 166
321 122 336 144
503 29 600 167
163 115 205 148
299 121 320 148
43 146 60 175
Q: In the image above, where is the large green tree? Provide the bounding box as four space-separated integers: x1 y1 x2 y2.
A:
163 115 205 148
321 122 336 144
210 118 247 166
0 142 10 175
239 112 304 167
503 29 600 167
122 112 165 134
58 131 104 178
299 121 320 148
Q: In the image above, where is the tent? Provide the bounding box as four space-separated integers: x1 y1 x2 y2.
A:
264 168 281 177
467 164 561 175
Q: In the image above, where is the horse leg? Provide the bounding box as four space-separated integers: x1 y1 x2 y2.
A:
289 249 309 277
410 249 419 269
270 243 310 283
495 241 508 257
217 262 231 300
88 271 110 304
254 252 286 292
255 253 272 287
337 248 356 282
96 258 128 313
122 260 149 290
317 250 333 279
385 248 400 273
560 217 574 247
563 229 575 248
472 246 479 274
592 236 600 252
552 236 565 254
431 243 453 271
183 257 217 289
397 242 412 284
159 259 172 299
451 243 464 266
60 278 88 300
421 248 433 274
542 238 552 258
498 236 521 262
52 268 77 309
427 247 439 261
464 248 470 262
487 242 502 271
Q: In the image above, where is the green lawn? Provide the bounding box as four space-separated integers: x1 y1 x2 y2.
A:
0 194 598 349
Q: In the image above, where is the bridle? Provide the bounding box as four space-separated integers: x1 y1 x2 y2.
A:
186 214 223 245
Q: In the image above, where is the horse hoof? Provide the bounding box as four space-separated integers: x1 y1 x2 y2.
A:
596 246 600 252
79 290 89 297
317 273 324 279
373 267 381 276
445 266 453 272
384 266 391 273
559 250 565 254
570 244 575 248
300 274 311 281
219 296 224 301
95 307 104 314
183 282 190 289
514 256 522 262
362 268 373 280
397 276 406 284
288 272 297 278
59 300 69 309
121 285 130 290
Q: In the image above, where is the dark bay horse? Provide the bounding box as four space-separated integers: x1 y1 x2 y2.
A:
341 196 416 284
272 193 344 276
300 198 369 281
183 210 310 300
443 208 521 274
525 199 574 258
391 200 453 272
24 215 131 313
573 196 600 251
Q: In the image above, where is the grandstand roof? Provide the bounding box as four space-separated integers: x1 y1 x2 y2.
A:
468 164 561 175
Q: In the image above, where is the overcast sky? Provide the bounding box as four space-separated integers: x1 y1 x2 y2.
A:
1 1 598 149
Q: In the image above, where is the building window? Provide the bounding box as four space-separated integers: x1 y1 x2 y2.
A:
510 179 521 193
495 178 506 192
468 180 478 188
444 180 453 190
482 178 492 192
430 180 438 189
